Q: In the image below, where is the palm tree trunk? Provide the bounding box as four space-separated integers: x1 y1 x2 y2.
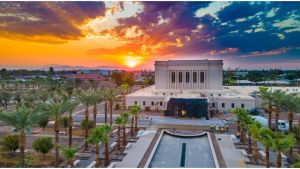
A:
104 101 108 124
93 104 97 128
275 110 279 131
288 112 293 133
299 116 300 154
268 108 272 129
253 141 258 164
110 101 113 126
135 115 138 133
54 118 60 167
68 113 73 147
55 130 59 167
70 159 74 167
105 143 110 167
248 132 252 154
131 116 134 137
19 130 25 168
122 125 126 146
117 126 121 151
265 146 270 168
85 106 89 150
240 129 244 143
95 144 100 167
276 151 281 168
237 119 240 133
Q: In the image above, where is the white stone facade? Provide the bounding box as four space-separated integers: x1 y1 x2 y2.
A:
155 60 223 90
126 59 257 112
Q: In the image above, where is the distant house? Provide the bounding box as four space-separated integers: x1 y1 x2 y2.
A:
63 74 105 81
256 80 290 86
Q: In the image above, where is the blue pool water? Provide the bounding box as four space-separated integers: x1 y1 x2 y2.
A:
149 133 216 168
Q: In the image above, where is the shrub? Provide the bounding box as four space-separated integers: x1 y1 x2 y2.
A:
32 137 54 156
115 103 122 110
80 119 94 130
0 134 19 156
38 117 49 130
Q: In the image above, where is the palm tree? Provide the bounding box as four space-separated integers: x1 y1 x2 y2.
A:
58 145 78 167
105 89 116 126
272 90 285 131
120 84 129 110
271 132 295 168
115 116 123 151
90 90 104 127
87 124 112 167
258 87 274 129
249 121 262 164
233 108 248 143
0 104 46 167
121 112 129 146
130 104 142 133
65 99 80 147
46 97 69 167
79 92 93 150
259 127 274 168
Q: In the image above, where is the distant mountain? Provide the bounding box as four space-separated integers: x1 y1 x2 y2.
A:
1 64 126 71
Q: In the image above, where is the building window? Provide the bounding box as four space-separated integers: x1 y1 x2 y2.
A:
241 103 245 108
210 94 213 97
134 101 137 105
222 103 225 108
151 101 154 106
163 93 165 95
171 93 173 95
160 102 163 106
193 72 197 83
143 101 146 106
200 72 204 83
218 94 221 97
179 72 182 83
186 72 190 83
231 103 235 108
171 72 175 83
212 103 215 107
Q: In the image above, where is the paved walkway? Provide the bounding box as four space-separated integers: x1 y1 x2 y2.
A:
215 134 249 168
115 130 156 168
150 116 226 126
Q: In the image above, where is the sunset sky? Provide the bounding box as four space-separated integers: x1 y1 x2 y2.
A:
0 1 300 70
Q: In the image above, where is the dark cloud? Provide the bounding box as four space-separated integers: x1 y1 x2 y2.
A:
0 1 106 42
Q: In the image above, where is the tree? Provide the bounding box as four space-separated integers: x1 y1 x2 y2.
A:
258 87 274 129
130 104 141 133
46 97 69 167
58 145 78 167
120 84 129 110
0 104 47 167
259 127 274 168
104 89 116 126
249 121 261 164
121 112 129 146
271 132 295 168
79 92 93 150
0 134 19 156
38 116 49 131
111 71 123 86
291 126 300 155
272 90 285 131
0 90 10 110
87 124 112 167
115 116 123 151
65 99 79 147
90 90 104 127
32 137 54 158
61 116 69 132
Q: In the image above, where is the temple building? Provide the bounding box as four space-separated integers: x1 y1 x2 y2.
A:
126 60 256 118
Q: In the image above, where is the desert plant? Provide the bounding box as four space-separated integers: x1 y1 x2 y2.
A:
0 104 47 167
58 145 78 167
32 137 54 158
0 134 19 156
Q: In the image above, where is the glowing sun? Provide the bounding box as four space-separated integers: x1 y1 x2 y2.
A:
125 56 141 68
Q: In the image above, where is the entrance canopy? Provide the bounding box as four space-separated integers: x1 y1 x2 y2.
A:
164 98 208 119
